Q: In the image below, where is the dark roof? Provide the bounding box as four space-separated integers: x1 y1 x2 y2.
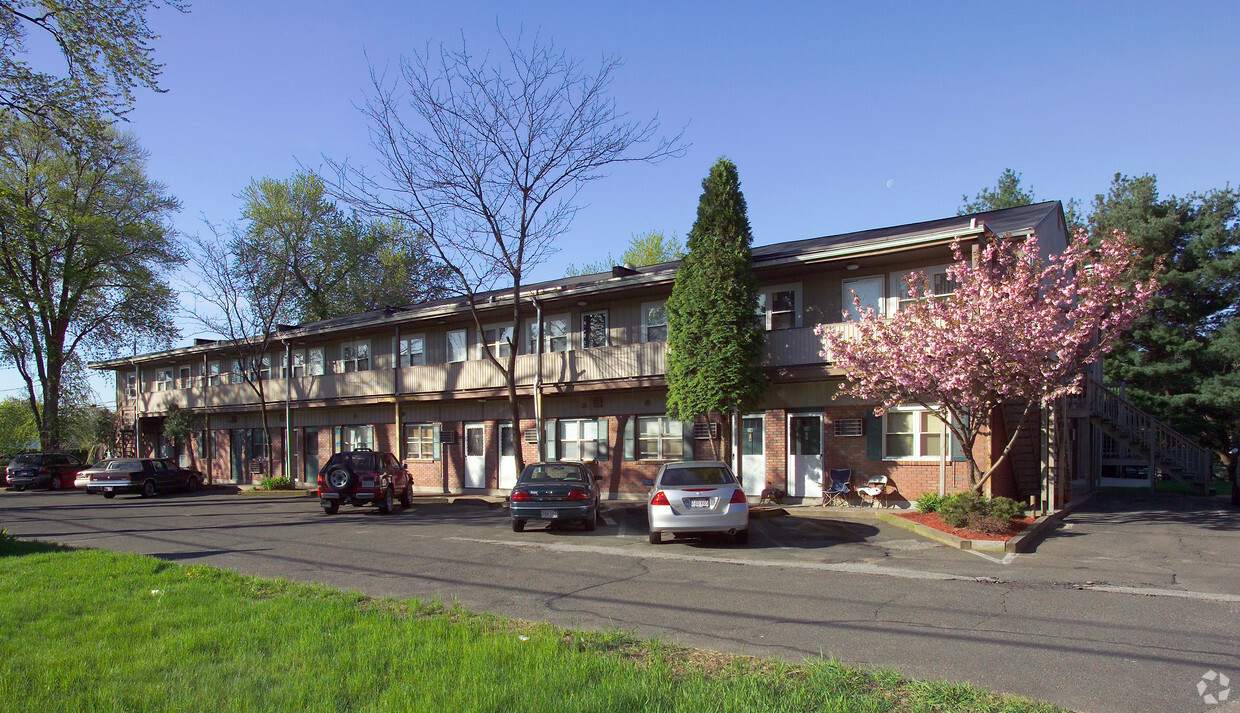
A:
90 201 1063 368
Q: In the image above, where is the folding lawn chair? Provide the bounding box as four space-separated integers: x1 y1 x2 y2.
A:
822 468 852 507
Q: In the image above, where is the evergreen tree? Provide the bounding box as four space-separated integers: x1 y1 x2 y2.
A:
665 158 766 457
1092 174 1240 504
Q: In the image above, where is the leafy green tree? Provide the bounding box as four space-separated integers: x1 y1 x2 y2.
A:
237 171 452 324
665 158 766 458
161 403 202 446
564 230 685 276
0 1 187 130
0 116 181 451
1092 174 1240 504
960 168 1083 229
0 395 37 457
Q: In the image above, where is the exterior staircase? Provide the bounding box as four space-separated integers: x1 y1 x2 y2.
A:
1074 378 1213 492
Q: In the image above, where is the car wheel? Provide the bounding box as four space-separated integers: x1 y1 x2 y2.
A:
141 480 157 498
512 518 525 533
14 485 25 492
102 492 115 499
325 465 356 493
323 500 340 515
185 476 199 492
583 509 597 532
400 484 413 508
49 476 61 491
377 487 394 515
649 530 661 545
733 529 749 545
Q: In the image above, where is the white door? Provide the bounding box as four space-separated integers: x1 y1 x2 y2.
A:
787 414 824 498
464 422 486 489
740 414 766 498
498 423 517 489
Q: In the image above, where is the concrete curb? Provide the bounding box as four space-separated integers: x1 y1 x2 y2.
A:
748 507 787 520
875 511 1006 552
235 489 315 498
1004 491 1097 553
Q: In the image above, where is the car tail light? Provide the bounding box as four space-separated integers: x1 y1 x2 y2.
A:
317 474 324 486
730 489 747 504
650 491 670 506
567 489 589 501
510 490 531 502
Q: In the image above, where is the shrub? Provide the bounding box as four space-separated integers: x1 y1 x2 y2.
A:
257 475 295 491
987 496 1025 521
914 493 946 514
938 491 985 528
938 492 1025 529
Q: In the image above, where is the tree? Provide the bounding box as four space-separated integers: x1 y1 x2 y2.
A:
330 31 684 472
237 171 453 324
0 116 181 451
1091 174 1240 504
817 229 1159 492
183 226 291 478
665 158 766 458
0 1 186 130
960 168 1084 230
0 395 37 457
563 230 685 276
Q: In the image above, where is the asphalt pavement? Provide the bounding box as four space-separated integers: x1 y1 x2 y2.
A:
1 488 1236 713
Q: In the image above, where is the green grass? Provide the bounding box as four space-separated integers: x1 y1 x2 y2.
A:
0 532 1068 713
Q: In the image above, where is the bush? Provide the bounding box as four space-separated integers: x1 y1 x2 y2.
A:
914 493 946 513
256 475 295 491
938 492 1025 529
938 491 985 528
987 496 1025 521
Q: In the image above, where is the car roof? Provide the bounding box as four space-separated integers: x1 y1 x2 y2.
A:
660 460 730 469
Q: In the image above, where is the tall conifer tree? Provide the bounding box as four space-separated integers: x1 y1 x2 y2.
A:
666 158 766 458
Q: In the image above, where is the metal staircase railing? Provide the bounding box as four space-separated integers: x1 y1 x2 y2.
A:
1080 378 1213 489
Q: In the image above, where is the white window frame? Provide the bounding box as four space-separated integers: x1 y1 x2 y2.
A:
126 374 138 398
207 361 222 387
177 365 194 389
479 323 515 360
338 340 371 373
308 347 325 376
230 359 245 384
641 301 668 343
155 368 174 392
882 405 950 461
841 275 885 320
756 283 802 331
337 425 374 452
288 349 306 379
256 354 273 381
404 423 437 460
446 329 468 363
525 314 570 354
636 416 683 461
581 310 609 349
399 334 426 367
558 419 599 461
889 264 956 313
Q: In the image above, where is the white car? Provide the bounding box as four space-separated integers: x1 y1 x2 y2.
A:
647 461 749 545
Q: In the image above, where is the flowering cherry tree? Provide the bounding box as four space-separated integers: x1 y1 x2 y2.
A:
816 229 1159 491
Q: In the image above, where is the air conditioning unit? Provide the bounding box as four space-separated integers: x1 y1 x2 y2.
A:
439 430 455 444
833 418 864 437
693 422 719 439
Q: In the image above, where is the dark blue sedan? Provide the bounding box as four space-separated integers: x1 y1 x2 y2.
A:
508 462 601 532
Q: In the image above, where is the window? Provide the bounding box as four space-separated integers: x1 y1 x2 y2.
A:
126 374 137 398
527 314 570 353
642 302 668 342
399 335 426 367
559 419 599 461
890 265 956 312
581 310 609 349
207 361 222 387
404 423 438 460
336 425 374 452
178 366 193 389
230 359 244 384
637 416 683 460
289 349 306 378
155 369 173 391
884 407 946 459
339 340 370 373
480 324 514 359
756 284 801 330
308 347 325 376
446 329 468 363
256 355 273 380
841 276 884 320
250 428 267 459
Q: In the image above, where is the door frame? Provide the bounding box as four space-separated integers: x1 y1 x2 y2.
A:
738 413 766 497
786 412 824 498
497 422 517 490
463 422 486 489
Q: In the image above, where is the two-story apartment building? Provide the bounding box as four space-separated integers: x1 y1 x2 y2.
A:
92 201 1212 510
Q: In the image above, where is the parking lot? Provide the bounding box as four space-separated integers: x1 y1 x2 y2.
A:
2 488 1238 713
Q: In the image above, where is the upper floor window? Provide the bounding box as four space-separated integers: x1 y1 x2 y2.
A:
399 335 426 367
890 265 956 312
308 347 325 376
637 416 683 460
339 340 370 373
526 314 570 354
581 310 609 349
230 359 245 383
177 365 194 389
481 324 514 359
447 329 468 363
155 369 173 391
288 349 306 378
841 276 884 320
126 374 137 398
756 284 801 330
207 361 222 387
642 302 668 342
256 354 273 380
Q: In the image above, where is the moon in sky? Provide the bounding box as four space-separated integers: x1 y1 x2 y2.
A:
885 178 895 189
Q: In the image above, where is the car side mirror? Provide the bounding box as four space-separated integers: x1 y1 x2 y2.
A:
642 478 654 487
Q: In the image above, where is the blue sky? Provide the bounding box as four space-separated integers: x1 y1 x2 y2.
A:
4 0 1239 406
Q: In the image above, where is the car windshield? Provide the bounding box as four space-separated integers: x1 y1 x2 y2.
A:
519 464 587 484
660 466 735 488
329 452 377 471
9 454 42 467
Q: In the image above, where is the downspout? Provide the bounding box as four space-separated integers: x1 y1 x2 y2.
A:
284 338 293 482
532 294 545 461
133 361 142 457
394 325 401 463
203 351 212 484
939 417 947 496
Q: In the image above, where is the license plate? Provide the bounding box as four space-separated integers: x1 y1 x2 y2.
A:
541 510 558 519
689 498 710 509
104 487 113 493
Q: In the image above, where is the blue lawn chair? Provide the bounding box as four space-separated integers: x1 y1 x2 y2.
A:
823 468 852 507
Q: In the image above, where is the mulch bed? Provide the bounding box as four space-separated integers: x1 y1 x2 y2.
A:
897 511 1035 542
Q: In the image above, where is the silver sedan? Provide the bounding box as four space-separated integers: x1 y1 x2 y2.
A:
647 461 749 545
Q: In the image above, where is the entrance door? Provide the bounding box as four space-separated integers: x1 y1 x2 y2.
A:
304 428 320 484
740 414 766 498
497 422 517 489
787 414 823 498
229 429 246 483
464 422 486 489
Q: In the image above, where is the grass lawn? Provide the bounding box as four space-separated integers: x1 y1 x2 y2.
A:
0 533 1067 713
